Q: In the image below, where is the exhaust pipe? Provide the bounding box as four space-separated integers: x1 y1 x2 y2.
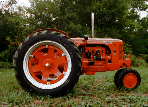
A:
91 13 94 38
84 13 94 40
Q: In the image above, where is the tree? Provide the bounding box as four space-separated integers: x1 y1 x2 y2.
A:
0 9 9 52
0 0 148 64
0 1 30 62
121 0 148 55
26 0 60 30
54 0 130 37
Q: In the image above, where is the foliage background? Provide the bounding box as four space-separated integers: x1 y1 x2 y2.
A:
0 0 148 68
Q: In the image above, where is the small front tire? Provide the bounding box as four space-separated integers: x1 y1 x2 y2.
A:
117 69 141 90
114 68 126 88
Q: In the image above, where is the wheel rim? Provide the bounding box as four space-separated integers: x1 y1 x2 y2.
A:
123 73 137 88
23 40 71 89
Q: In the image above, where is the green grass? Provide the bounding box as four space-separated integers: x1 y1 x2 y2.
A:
0 67 148 106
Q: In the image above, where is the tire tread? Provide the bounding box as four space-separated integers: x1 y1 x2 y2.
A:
13 30 82 97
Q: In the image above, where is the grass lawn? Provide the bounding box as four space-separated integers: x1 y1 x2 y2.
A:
0 67 148 106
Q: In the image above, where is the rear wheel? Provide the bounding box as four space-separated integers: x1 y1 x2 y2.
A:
117 69 141 90
13 30 82 97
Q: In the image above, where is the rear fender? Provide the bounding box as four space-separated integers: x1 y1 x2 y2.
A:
30 28 70 38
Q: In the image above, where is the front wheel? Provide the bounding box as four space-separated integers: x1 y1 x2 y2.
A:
114 68 126 88
117 69 141 90
13 30 82 97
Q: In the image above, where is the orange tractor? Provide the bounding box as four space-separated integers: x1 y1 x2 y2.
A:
13 28 141 97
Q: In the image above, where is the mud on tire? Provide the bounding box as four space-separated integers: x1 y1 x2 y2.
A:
13 30 82 97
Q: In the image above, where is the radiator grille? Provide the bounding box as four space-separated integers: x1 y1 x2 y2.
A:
119 44 123 60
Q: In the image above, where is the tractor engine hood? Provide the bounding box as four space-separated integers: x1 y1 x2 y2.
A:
71 38 123 46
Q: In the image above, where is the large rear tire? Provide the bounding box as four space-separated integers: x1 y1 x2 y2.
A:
13 30 82 97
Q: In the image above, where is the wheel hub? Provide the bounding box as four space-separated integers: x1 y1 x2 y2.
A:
45 63 49 67
42 59 53 69
123 73 137 88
